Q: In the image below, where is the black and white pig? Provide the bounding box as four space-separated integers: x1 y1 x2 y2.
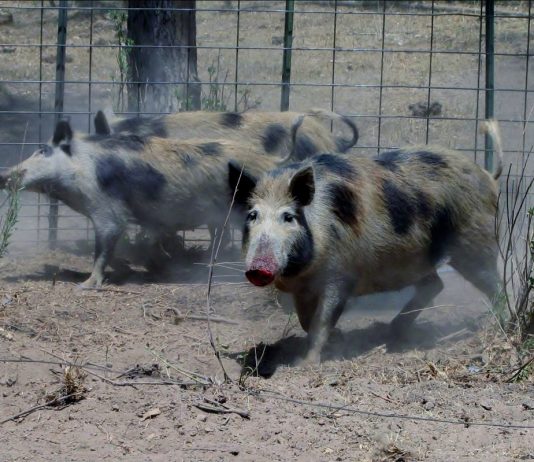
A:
93 108 359 161
0 120 299 288
229 121 504 363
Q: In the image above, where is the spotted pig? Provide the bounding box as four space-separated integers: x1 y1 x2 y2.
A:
94 108 359 160
229 121 504 363
0 120 297 288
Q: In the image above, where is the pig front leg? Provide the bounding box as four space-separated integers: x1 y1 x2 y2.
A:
304 275 353 363
82 219 124 288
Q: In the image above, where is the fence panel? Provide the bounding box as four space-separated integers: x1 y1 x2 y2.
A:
0 0 532 252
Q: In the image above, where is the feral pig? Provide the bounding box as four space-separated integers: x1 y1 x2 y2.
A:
0 121 288 288
94 108 359 161
229 121 504 363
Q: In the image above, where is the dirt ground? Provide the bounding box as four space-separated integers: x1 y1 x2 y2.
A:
0 248 533 461
0 1 533 461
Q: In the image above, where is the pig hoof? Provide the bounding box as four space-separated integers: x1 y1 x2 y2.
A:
300 350 321 366
79 276 103 289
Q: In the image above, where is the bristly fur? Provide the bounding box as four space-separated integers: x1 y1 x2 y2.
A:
99 109 360 160
238 130 504 362
1 121 286 289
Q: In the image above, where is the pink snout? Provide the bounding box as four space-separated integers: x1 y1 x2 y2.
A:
245 268 275 287
245 255 278 287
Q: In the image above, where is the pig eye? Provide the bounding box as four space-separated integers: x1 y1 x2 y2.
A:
283 212 295 223
38 145 52 156
246 210 258 222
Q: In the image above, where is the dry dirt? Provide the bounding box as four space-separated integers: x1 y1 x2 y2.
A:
0 1 533 461
0 248 533 461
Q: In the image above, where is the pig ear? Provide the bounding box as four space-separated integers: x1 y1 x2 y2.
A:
289 166 315 207
94 110 111 135
52 120 73 146
228 161 257 206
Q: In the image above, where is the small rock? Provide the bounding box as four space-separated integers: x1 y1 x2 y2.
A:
204 427 213 433
423 400 435 411
0 376 16 387
197 414 207 422
327 377 339 387
0 328 13 341
522 400 534 411
0 11 13 25
141 407 161 421
112 404 119 412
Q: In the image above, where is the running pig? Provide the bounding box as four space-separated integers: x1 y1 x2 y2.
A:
0 120 299 288
229 121 504 363
94 108 359 161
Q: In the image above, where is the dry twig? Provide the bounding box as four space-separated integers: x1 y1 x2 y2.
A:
147 348 212 385
167 307 238 325
1 392 83 425
203 166 247 383
194 397 250 419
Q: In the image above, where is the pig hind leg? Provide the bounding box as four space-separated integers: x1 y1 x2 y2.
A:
449 243 501 304
82 220 124 288
390 271 445 332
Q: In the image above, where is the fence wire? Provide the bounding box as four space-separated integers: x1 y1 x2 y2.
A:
0 0 532 249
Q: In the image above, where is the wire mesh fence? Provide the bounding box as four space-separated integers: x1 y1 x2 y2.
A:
0 0 532 250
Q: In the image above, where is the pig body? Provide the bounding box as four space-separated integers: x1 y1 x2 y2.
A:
94 109 359 161
230 121 503 362
0 121 284 287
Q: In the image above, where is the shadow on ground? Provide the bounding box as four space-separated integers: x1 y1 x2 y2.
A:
0 245 244 286
233 320 476 378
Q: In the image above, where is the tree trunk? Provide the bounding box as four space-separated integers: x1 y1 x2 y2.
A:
127 0 201 113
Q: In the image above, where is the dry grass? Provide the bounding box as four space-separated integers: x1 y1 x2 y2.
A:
45 364 88 405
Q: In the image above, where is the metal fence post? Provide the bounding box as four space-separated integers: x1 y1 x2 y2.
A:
484 0 495 172
280 0 294 111
49 0 68 248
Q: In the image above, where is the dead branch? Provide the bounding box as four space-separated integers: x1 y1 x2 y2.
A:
0 392 83 425
203 166 247 383
75 284 143 295
183 446 241 454
83 367 195 387
260 390 534 430
194 397 250 419
0 357 116 373
147 348 212 385
507 355 534 383
436 328 471 344
167 307 238 325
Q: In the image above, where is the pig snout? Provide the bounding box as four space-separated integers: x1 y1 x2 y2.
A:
246 262 276 286
245 239 279 287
